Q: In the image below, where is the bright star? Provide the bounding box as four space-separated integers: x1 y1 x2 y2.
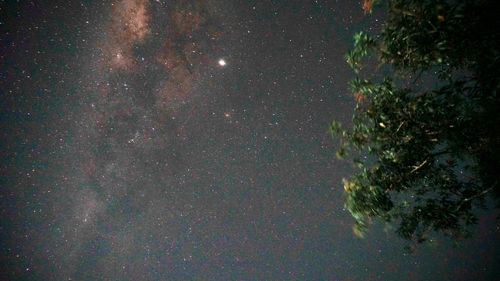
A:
218 59 226 66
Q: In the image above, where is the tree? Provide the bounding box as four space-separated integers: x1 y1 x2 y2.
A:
331 0 499 245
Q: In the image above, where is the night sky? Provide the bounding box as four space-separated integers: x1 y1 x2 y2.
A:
1 1 499 280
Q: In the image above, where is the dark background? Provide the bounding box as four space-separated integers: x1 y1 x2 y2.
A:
1 1 499 280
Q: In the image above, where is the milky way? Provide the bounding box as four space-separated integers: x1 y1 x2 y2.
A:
1 1 499 280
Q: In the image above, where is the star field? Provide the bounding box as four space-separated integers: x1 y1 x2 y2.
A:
1 1 499 280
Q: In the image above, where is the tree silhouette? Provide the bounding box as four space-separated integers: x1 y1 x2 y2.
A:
332 0 499 245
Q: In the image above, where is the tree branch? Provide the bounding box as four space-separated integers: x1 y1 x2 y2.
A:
410 159 428 173
455 187 494 211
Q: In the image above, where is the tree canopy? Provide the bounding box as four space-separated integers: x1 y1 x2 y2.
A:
331 0 499 246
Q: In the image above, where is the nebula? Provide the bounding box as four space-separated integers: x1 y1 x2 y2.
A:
153 2 214 111
170 9 203 34
99 0 150 72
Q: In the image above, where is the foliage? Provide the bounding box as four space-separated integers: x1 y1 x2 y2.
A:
332 0 499 244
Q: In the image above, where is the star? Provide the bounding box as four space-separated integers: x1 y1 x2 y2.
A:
218 59 226 66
